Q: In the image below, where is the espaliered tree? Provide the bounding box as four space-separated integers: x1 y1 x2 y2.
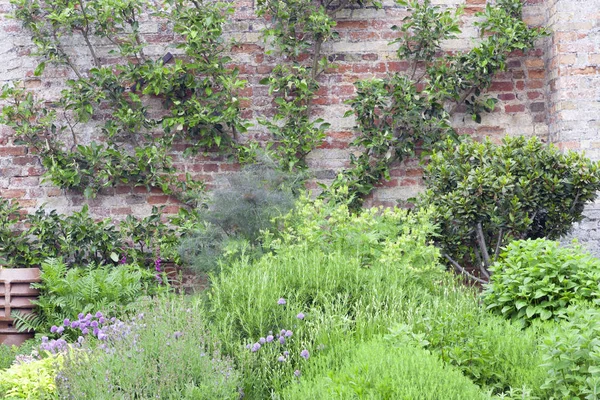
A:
324 0 547 210
256 0 381 171
1 0 247 204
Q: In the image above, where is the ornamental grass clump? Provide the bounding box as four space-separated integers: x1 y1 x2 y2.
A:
56 296 240 399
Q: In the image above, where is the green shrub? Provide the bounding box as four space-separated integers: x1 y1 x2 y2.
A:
418 136 600 282
208 199 446 397
0 341 39 371
540 306 600 399
12 258 164 336
483 239 600 323
393 291 547 395
0 353 62 400
283 338 491 400
56 296 240 399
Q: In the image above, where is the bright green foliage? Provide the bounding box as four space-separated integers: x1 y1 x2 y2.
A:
209 197 444 397
12 258 163 336
484 239 600 323
0 353 62 400
3 0 244 201
419 136 600 282
540 306 600 399
283 338 491 400
325 0 547 209
393 293 547 395
57 296 240 399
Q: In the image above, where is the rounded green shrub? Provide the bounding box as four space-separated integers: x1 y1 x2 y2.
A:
0 353 62 399
483 239 600 323
283 338 490 400
418 135 600 281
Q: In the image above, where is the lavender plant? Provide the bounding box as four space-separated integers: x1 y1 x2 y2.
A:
56 296 240 399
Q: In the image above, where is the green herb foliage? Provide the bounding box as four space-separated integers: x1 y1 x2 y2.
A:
540 305 600 399
283 338 491 400
484 239 600 323
418 136 600 283
0 353 62 400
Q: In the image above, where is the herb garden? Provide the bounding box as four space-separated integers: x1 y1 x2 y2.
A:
1 0 600 398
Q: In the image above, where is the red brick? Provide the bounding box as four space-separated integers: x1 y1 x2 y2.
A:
0 189 26 199
505 104 526 113
0 147 27 156
489 82 514 92
148 195 169 204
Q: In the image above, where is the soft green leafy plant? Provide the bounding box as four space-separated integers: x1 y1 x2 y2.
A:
12 258 163 336
56 296 240 399
0 353 62 400
392 293 547 395
418 136 600 283
484 239 600 323
283 338 491 400
540 305 600 399
325 0 547 209
0 341 39 371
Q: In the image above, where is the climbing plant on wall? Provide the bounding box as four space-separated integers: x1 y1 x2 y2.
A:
323 0 547 209
1 0 247 204
256 0 381 171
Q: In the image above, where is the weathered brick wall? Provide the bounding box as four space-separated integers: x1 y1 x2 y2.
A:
545 0 600 254
6 0 598 252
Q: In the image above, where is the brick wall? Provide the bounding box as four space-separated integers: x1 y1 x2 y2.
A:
545 0 600 254
1 0 594 250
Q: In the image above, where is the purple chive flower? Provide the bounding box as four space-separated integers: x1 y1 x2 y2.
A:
294 370 301 377
63 318 70 326
71 321 80 329
283 351 289 356
85 313 92 321
174 331 183 339
297 312 305 320
50 325 58 333
285 330 293 337
278 356 286 362
300 349 310 360
266 335 274 343
277 298 286 305
42 336 48 343
93 327 100 336
279 336 285 345
97 331 107 341
155 274 163 284
81 328 89 335
251 343 261 352
99 317 106 325
78 313 84 320
91 321 98 328
95 312 103 319
280 329 286 336
259 337 266 344
56 326 64 334
246 344 252 349
77 336 84 344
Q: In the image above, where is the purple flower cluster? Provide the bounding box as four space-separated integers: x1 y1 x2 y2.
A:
40 336 68 354
53 311 111 341
246 297 310 375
